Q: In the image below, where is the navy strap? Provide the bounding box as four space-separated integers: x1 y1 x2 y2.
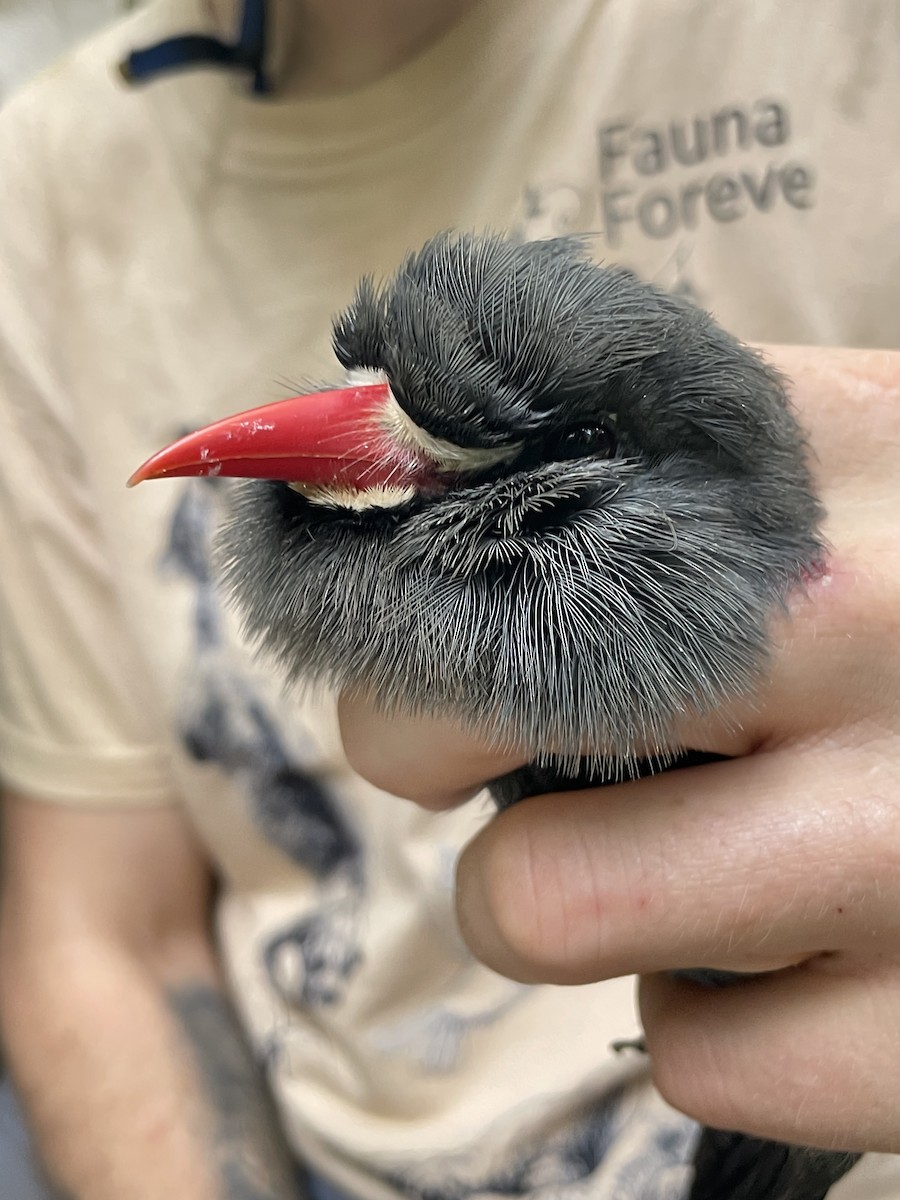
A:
120 0 270 94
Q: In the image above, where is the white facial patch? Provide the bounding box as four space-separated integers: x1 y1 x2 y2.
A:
288 481 417 510
347 367 522 475
297 368 521 512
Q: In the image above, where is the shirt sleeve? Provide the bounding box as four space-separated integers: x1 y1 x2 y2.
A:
0 82 179 807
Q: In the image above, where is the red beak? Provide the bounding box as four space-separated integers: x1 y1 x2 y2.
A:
127 382 431 491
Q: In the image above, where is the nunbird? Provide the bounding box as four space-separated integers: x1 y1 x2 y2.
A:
131 232 860 1200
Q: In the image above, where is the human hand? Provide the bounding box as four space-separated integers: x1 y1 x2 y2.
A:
339 346 900 1153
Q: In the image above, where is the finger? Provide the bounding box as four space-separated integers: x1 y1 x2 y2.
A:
337 691 528 809
639 958 900 1152
762 346 900 492
455 738 900 984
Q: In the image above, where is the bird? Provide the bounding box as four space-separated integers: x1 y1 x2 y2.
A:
130 231 860 1200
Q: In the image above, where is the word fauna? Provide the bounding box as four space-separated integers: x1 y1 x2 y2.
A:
598 100 792 180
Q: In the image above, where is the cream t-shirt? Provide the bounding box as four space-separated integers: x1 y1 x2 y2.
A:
0 1 898 1197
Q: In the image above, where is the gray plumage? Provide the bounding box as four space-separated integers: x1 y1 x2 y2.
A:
219 232 822 772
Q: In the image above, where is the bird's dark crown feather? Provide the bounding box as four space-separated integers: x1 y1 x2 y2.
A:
218 232 824 768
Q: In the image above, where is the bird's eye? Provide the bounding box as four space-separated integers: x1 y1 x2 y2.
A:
547 423 616 462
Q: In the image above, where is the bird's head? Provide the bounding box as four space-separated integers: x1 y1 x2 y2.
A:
130 233 824 764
